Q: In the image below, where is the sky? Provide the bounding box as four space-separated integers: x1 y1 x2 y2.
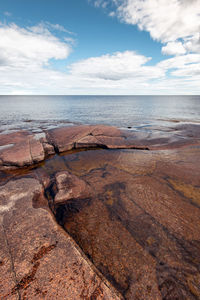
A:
0 0 200 95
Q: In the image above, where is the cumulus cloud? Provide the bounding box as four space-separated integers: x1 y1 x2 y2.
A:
112 0 200 55
67 50 200 93
0 23 71 69
69 51 164 80
115 0 200 41
0 22 73 94
162 41 186 56
0 21 200 94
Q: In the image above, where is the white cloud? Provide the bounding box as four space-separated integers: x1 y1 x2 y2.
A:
69 51 164 80
158 54 200 70
0 22 73 94
113 0 200 54
115 0 200 42
162 41 186 56
66 51 200 94
184 33 200 53
0 21 200 94
0 23 71 68
92 0 109 8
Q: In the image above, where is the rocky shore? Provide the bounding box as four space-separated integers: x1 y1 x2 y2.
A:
0 124 200 299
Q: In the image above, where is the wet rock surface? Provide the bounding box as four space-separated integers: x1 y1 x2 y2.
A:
1 123 200 170
0 123 200 299
54 171 92 205
50 146 200 299
0 131 53 170
0 177 121 299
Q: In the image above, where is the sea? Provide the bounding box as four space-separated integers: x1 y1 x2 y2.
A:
0 95 200 134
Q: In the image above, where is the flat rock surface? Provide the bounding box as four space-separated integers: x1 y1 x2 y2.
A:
54 171 91 205
1 123 200 169
0 132 52 170
46 124 149 152
45 145 200 299
0 178 122 299
0 124 200 299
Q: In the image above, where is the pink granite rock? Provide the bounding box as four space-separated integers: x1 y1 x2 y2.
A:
75 135 104 149
54 171 91 205
46 125 123 152
0 177 121 299
0 131 30 146
0 139 32 168
0 131 54 169
30 138 45 163
46 125 93 152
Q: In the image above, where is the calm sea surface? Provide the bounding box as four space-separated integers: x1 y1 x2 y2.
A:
0 95 200 133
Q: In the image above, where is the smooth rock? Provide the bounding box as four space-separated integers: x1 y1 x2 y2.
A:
0 139 32 168
0 131 30 146
0 177 122 299
54 171 91 205
30 138 45 163
75 135 105 149
46 125 124 152
0 132 54 169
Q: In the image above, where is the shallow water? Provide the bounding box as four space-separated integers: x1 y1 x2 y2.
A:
29 146 200 299
0 95 200 133
1 95 200 298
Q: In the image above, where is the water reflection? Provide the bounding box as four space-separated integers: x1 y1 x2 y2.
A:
36 147 200 299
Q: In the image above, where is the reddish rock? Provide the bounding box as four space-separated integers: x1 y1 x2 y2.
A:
59 146 200 299
0 131 54 169
75 135 104 149
95 136 128 149
0 131 30 146
0 177 122 299
46 125 148 152
42 142 55 156
0 139 32 168
0 136 46 169
54 171 91 205
30 138 45 163
46 125 124 152
46 125 93 152
91 125 122 137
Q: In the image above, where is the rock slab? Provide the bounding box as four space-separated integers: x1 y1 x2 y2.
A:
0 178 122 299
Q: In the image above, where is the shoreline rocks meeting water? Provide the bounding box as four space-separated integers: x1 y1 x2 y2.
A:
0 124 200 299
1 123 200 170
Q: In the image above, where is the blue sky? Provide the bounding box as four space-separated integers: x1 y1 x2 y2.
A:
0 0 200 94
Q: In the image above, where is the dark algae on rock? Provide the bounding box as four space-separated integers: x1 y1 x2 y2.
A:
0 124 200 299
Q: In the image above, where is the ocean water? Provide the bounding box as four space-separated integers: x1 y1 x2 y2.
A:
0 95 200 133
